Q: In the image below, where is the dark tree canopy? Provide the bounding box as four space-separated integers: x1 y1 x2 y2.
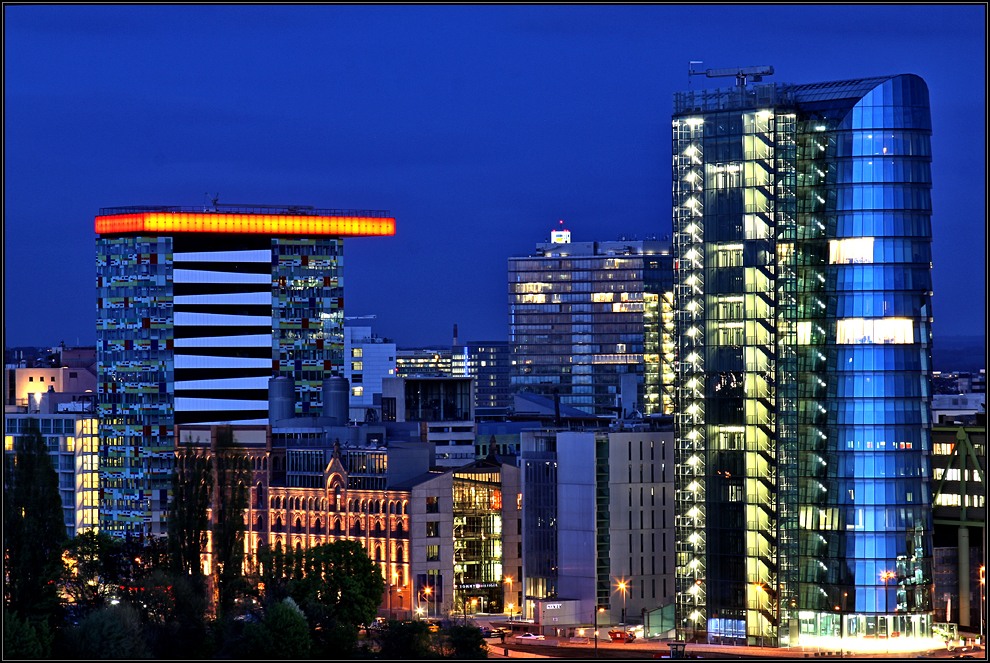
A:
3 419 67 625
168 438 213 576
288 539 385 627
212 425 251 620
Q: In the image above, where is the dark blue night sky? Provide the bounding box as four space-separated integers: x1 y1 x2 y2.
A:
4 5 985 348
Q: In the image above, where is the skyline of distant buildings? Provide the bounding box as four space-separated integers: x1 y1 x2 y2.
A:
3 67 988 652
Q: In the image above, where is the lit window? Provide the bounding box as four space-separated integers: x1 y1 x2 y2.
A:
797 321 812 345
351 387 363 397
352 348 363 358
829 237 874 264
837 318 913 344
351 361 363 371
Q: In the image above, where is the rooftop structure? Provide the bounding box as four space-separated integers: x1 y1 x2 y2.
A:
96 204 394 535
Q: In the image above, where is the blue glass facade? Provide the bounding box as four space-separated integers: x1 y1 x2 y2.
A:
672 75 935 648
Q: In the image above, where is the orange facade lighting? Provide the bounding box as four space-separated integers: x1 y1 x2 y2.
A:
96 212 395 237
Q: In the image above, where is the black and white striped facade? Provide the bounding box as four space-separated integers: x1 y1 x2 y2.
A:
173 237 275 426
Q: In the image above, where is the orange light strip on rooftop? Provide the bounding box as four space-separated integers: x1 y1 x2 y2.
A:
95 212 395 236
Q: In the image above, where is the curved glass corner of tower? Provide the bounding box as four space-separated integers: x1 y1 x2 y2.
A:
796 73 935 646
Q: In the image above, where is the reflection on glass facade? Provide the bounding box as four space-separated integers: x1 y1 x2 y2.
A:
672 75 935 648
509 238 674 416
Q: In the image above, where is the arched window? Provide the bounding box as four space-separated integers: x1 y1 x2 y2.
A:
294 518 302 533
263 456 267 471
403 501 409 514
256 516 264 532
375 545 382 562
275 516 283 532
396 544 404 563
314 518 322 533
257 483 264 509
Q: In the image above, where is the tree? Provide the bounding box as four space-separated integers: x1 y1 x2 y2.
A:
3 419 67 625
373 619 433 660
242 598 311 659
442 623 489 659
135 568 213 659
59 602 150 658
288 540 385 628
168 438 213 577
3 608 51 659
212 425 251 619
61 530 128 618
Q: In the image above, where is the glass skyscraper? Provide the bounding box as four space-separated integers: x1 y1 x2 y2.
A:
671 74 935 649
95 205 393 535
509 234 674 417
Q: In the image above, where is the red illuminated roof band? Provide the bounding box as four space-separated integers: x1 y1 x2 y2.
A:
96 212 395 237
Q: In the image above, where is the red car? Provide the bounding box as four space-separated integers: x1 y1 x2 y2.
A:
608 630 637 643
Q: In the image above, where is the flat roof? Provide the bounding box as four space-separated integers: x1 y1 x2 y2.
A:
96 205 394 236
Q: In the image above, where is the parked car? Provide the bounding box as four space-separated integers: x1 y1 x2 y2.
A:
482 628 506 638
608 629 637 643
517 632 545 640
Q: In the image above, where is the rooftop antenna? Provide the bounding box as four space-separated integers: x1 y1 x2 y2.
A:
205 192 220 212
690 64 774 87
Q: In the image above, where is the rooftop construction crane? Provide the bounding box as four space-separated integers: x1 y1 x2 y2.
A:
689 62 774 87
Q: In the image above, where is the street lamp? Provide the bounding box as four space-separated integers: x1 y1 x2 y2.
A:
616 580 629 633
980 565 985 646
507 603 514 622
880 571 895 654
594 606 605 658
424 586 433 620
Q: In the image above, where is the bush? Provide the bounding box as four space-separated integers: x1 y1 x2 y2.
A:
242 598 311 659
60 603 150 658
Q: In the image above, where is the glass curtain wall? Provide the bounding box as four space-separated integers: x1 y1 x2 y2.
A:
789 73 935 649
453 468 504 614
509 256 648 415
673 74 935 649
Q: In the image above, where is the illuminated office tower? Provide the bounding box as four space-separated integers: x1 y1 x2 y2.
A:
95 205 394 535
508 232 674 417
672 73 935 649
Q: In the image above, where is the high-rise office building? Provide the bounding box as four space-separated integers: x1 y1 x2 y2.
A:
458 341 511 410
671 72 936 649
95 205 394 535
508 233 674 417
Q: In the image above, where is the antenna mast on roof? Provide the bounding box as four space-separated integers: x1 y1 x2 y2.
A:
689 64 774 87
205 192 220 212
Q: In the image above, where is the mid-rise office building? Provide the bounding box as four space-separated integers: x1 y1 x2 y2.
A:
930 416 985 633
95 205 394 535
382 376 476 468
4 397 100 538
508 233 674 417
671 71 936 649
518 423 676 635
344 326 397 423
